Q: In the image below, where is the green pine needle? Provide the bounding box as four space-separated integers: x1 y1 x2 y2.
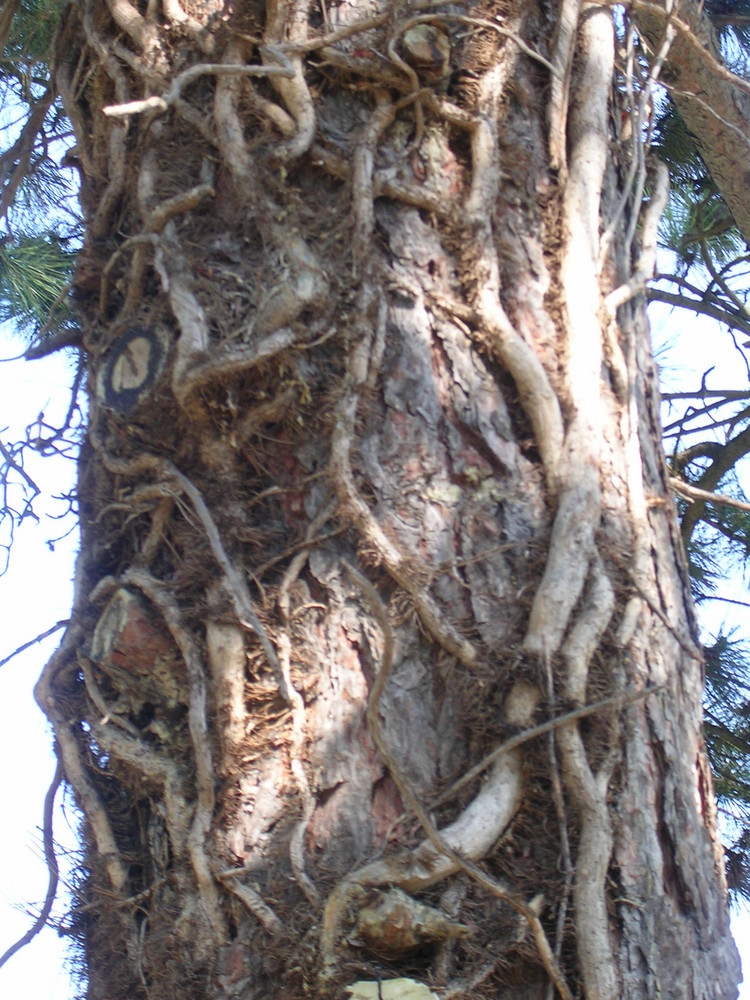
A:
0 231 73 338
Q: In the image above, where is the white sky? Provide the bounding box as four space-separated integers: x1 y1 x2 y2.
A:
0 347 81 999
0 316 748 995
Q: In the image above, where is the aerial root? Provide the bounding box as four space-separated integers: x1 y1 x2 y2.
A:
330 346 480 669
90 716 190 859
101 181 214 318
547 0 580 174
85 445 288 702
432 685 661 810
104 0 162 60
216 871 284 935
463 67 564 487
277 505 337 906
330 403 479 668
322 564 577 997
544 658 573 1000
102 58 296 118
261 0 316 160
160 0 213 53
312 142 454 217
560 552 615 704
161 468 290 702
522 474 600 657
605 160 670 312
122 567 228 944
79 654 140 737
35 626 129 894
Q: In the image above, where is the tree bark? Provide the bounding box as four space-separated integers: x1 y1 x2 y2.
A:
633 0 750 248
34 1 741 998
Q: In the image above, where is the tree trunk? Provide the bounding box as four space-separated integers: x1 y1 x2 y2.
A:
36 1 741 998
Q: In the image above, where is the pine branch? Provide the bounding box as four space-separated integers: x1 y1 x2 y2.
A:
677 422 750 539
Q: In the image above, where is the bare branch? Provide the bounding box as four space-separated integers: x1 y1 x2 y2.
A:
678 422 750 540
647 288 750 337
662 389 750 402
0 620 69 669
0 85 56 221
670 477 750 515
0 756 62 969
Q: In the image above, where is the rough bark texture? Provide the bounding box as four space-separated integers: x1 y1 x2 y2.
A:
633 0 750 248
35 1 741 998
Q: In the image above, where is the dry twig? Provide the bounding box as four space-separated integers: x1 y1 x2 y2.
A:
0 757 63 969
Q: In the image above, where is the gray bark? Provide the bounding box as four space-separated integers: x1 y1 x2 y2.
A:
30 1 741 998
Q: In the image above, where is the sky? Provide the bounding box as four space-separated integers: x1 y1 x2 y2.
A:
0 346 81 999
0 319 749 996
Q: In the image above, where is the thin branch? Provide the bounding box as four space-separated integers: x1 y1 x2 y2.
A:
0 620 68 669
674 441 723 466
0 439 41 497
65 878 168 920
647 288 750 336
704 719 750 756
433 686 662 809
670 477 750 515
662 389 750 402
0 756 62 969
0 84 56 220
700 231 750 324
698 594 750 610
663 400 747 437
678 422 750 540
